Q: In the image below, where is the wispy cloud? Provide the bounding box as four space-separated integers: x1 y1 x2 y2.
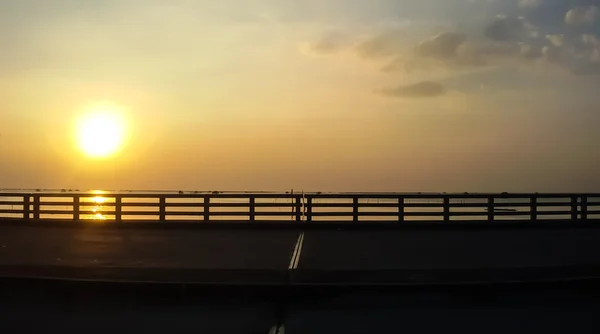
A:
378 81 446 98
355 29 409 59
415 32 467 60
300 30 354 56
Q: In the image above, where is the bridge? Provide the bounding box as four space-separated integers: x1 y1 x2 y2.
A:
2 192 600 333
1 191 599 223
1 191 599 285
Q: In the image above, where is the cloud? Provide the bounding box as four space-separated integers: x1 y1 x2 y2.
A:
565 6 599 25
453 41 521 66
300 31 352 56
542 44 600 75
477 42 522 57
593 49 600 62
303 16 598 80
570 62 600 76
538 32 600 75
519 0 542 8
381 56 406 72
355 29 407 59
310 38 346 55
582 34 600 47
484 16 537 42
378 32 471 73
379 28 542 73
457 40 543 64
305 16 541 71
546 34 564 47
415 32 467 60
518 42 542 59
379 81 446 98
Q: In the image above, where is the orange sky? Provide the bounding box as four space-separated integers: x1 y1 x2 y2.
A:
1 0 600 192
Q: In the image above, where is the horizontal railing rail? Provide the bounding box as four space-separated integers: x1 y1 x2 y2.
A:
0 192 598 223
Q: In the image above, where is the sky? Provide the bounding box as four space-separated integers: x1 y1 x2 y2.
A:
1 0 600 192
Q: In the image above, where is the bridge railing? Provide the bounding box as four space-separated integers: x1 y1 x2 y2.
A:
0 193 599 223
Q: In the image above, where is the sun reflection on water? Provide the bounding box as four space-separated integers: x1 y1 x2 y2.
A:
87 191 108 221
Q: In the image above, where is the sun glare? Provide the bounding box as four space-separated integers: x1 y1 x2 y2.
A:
76 107 126 158
88 190 108 220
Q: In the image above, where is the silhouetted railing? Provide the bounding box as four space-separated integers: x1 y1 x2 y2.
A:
0 192 599 223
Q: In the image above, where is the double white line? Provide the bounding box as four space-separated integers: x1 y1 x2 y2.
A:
270 232 305 334
288 232 305 270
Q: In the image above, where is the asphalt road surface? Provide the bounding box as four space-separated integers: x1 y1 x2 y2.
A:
2 224 600 284
2 223 600 333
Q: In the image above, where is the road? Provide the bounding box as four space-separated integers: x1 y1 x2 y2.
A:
2 223 600 284
2 223 600 333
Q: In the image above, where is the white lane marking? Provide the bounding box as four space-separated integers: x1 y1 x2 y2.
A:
293 232 304 269
288 232 305 270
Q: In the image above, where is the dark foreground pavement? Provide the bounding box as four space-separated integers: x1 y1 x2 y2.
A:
3 278 600 333
3 222 600 333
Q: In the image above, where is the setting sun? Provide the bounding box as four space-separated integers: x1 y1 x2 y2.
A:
76 107 126 158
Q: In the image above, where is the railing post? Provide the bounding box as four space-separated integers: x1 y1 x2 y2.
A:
33 195 40 220
443 197 450 222
571 196 579 220
249 197 255 221
204 196 211 222
73 195 80 221
487 197 494 221
295 195 302 222
23 195 30 220
352 197 359 222
306 197 313 223
530 195 537 221
581 196 588 220
159 196 166 221
115 196 122 223
398 197 404 223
